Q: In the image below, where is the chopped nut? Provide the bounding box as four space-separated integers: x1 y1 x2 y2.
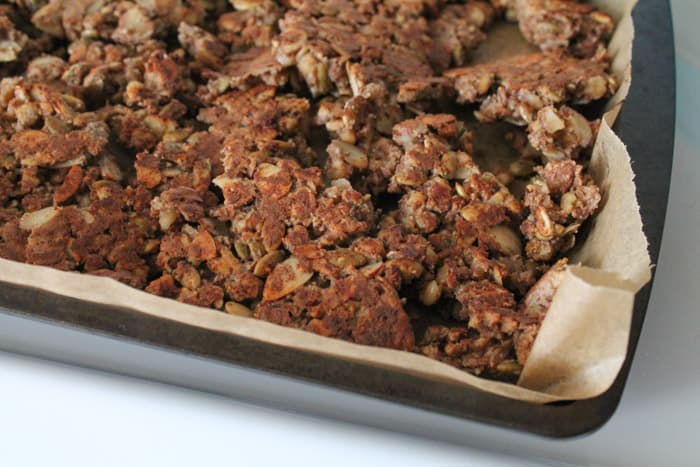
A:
158 208 178 231
419 280 441 306
19 206 58 230
560 191 577 214
112 6 154 45
225 301 254 317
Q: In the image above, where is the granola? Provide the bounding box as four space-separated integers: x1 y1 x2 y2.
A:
0 1 618 380
520 160 601 261
0 9 29 63
513 257 567 363
255 244 415 350
528 105 598 160
444 51 616 124
514 0 614 58
419 323 519 377
428 2 495 72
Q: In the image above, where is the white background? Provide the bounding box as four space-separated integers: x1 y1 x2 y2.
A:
1 1 698 466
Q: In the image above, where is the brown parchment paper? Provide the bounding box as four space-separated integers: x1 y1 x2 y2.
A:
0 0 649 404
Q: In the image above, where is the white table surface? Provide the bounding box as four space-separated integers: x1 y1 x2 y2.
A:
1 2 698 466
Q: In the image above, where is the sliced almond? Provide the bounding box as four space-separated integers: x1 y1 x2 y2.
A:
262 257 313 302
19 206 58 230
52 155 86 168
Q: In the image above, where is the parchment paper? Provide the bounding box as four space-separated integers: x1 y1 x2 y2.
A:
0 0 648 403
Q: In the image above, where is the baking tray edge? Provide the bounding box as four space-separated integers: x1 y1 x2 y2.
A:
0 0 676 438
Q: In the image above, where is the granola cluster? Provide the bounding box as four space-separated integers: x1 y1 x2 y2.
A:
443 51 615 125
514 0 614 58
0 0 615 379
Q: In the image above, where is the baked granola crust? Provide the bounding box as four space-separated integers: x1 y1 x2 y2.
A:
514 0 614 57
444 51 616 124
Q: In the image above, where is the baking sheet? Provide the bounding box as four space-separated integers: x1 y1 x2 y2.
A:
0 0 645 403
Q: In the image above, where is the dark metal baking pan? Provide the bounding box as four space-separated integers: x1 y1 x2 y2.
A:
0 0 675 437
